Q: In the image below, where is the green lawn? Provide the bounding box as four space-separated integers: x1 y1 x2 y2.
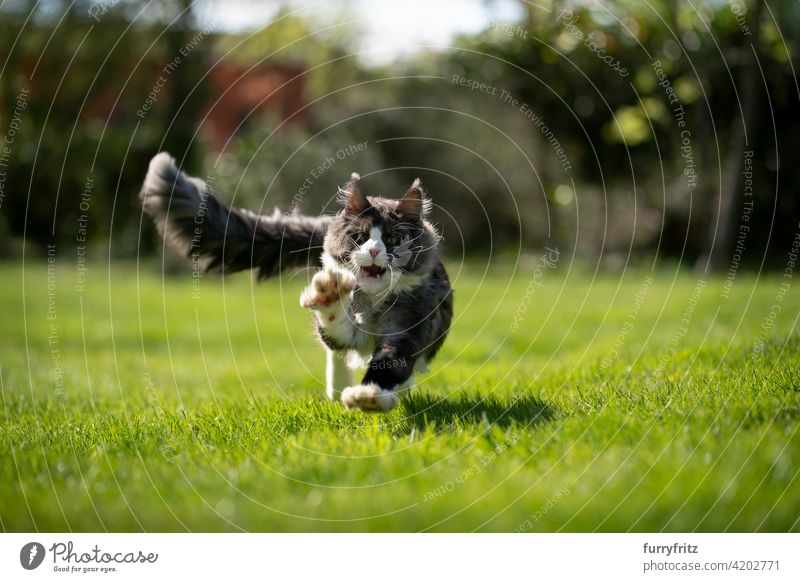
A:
1 258 798 532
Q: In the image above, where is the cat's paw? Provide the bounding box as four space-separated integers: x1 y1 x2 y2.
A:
341 383 398 413
300 268 356 310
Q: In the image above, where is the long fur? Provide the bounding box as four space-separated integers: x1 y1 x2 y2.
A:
139 152 332 279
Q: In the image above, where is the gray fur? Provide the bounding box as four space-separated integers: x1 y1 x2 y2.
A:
320 182 453 390
140 152 332 279
140 152 453 401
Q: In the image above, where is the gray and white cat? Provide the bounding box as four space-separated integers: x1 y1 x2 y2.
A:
140 153 453 413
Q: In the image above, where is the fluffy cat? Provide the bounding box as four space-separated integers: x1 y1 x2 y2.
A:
140 153 452 412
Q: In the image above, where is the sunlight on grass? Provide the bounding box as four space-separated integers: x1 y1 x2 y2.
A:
1 260 798 532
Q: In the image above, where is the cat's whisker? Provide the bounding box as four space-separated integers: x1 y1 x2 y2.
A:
378 262 400 303
288 245 325 256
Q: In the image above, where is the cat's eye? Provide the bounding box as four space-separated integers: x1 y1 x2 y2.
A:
353 232 368 244
385 234 398 245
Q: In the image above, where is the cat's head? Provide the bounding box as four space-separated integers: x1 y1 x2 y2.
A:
323 172 439 297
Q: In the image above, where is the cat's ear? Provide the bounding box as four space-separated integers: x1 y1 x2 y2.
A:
339 172 370 214
397 178 428 220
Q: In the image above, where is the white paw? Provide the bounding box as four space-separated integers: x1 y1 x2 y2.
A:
300 268 356 312
341 384 398 413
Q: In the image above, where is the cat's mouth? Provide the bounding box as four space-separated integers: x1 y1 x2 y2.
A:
360 265 386 279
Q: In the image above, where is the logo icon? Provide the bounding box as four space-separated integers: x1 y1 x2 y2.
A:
20 542 46 570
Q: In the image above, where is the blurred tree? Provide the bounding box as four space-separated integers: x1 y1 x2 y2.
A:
0 0 213 255
160 0 208 173
439 0 800 262
699 0 763 272
1 0 798 267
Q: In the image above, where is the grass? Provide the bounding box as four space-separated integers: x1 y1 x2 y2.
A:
1 257 799 532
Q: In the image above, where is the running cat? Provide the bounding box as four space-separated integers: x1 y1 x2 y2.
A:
140 153 452 412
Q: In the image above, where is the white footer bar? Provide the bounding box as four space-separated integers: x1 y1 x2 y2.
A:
1 533 797 581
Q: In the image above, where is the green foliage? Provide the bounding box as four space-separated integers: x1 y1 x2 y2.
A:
441 0 800 259
1 261 798 531
0 0 207 253
203 114 383 219
1 0 798 263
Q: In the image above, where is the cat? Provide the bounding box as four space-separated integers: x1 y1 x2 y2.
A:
140 152 453 413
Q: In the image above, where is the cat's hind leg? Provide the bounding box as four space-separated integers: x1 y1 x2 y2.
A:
325 349 352 402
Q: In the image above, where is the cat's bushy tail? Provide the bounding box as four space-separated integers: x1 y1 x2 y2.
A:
140 152 332 279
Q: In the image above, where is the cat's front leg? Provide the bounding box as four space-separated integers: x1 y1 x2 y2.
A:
300 267 358 341
300 268 358 401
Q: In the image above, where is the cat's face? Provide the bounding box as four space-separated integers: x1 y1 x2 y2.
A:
323 173 438 297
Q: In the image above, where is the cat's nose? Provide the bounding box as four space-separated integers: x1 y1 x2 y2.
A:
369 248 379 258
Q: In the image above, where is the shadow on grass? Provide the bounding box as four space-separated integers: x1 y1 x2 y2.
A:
399 392 556 433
